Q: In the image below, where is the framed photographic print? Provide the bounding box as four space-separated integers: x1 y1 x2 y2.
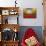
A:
23 8 37 18
2 10 9 15
9 10 17 15
9 10 15 15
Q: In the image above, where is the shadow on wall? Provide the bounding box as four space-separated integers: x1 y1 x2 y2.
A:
18 26 43 44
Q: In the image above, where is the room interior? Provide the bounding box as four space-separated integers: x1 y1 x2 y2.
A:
0 0 45 46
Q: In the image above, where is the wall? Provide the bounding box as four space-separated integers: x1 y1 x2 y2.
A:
18 0 44 26
0 0 15 7
0 0 44 26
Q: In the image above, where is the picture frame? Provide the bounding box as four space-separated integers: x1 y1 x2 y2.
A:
2 10 9 15
23 8 37 18
9 10 17 15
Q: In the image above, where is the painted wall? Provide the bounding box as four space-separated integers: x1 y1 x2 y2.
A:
0 0 44 26
18 0 44 26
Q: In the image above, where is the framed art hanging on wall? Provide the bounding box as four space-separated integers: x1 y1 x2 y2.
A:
23 8 37 18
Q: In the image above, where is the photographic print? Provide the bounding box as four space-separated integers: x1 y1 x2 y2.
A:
2 10 9 15
23 8 37 18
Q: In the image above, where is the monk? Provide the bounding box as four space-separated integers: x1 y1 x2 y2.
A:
21 28 41 46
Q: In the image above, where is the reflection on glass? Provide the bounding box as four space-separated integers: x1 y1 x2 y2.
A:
2 15 18 24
